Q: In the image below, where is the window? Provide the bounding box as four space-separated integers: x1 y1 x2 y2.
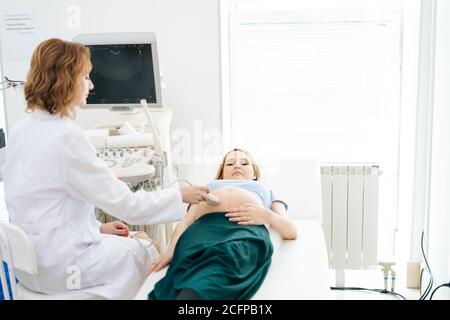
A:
221 0 405 256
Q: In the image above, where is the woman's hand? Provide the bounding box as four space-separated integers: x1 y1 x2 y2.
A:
147 251 173 275
179 185 210 204
100 221 129 236
225 204 274 226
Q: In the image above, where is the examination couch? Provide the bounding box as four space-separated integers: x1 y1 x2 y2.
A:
134 156 331 299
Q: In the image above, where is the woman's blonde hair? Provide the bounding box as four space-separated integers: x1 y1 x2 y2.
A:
24 38 92 118
214 148 260 181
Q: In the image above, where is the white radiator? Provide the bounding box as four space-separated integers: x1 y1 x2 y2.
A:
320 164 381 285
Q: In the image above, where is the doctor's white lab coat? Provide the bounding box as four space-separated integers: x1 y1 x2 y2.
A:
1 109 185 299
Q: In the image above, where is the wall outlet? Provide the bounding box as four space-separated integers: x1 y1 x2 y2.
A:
406 261 421 289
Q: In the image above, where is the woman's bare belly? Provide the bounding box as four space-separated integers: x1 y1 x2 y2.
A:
194 186 263 221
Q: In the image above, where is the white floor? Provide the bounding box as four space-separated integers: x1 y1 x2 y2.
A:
328 265 420 300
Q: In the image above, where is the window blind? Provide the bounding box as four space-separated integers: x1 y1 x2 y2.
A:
230 17 401 163
224 1 403 255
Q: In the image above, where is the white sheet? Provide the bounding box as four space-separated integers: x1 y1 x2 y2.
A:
134 219 330 300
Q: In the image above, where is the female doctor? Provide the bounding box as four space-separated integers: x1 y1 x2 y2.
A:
1 38 209 299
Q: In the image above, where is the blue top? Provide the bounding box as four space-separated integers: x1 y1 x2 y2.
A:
207 179 288 210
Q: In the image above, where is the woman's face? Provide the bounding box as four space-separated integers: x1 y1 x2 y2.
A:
222 150 256 180
77 71 94 107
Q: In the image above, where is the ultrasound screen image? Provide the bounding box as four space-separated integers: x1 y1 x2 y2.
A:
86 43 157 104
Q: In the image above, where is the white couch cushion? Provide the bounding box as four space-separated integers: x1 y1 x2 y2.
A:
259 157 323 223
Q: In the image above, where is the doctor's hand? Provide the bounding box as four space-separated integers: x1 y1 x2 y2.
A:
179 185 210 204
100 221 129 236
225 204 274 226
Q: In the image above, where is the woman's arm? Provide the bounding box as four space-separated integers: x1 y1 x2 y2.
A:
268 201 297 240
226 202 297 240
147 205 197 273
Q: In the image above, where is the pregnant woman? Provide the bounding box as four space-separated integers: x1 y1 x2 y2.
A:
148 148 297 300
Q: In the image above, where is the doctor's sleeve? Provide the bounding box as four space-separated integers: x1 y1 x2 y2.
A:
61 129 185 225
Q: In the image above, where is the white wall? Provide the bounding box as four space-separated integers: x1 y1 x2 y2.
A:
427 0 450 300
395 0 420 268
0 0 222 169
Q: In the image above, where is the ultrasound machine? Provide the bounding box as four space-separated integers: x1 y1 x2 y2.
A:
73 32 174 245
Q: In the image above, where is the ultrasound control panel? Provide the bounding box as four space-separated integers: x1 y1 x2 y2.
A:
97 146 155 185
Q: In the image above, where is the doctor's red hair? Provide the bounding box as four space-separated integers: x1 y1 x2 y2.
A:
24 38 92 118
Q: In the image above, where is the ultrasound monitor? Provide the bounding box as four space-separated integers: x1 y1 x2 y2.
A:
72 32 162 110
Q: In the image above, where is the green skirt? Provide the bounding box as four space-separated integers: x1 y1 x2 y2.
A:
148 212 273 300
